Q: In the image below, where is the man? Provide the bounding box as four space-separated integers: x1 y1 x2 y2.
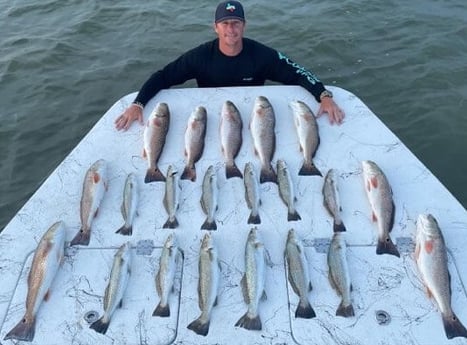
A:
115 1 344 131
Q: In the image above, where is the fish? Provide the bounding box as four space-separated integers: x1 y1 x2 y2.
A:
187 233 220 336
90 242 132 335
200 165 218 230
277 159 301 221
322 169 346 232
249 96 277 184
143 102 170 183
153 233 179 317
327 232 355 317
243 162 261 224
116 173 139 236
415 214 467 339
284 228 316 319
4 221 66 342
163 165 180 229
181 106 207 182
219 100 243 179
361 160 400 257
235 227 267 330
71 159 108 246
289 100 321 176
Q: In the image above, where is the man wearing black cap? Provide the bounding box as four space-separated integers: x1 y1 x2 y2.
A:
115 1 344 130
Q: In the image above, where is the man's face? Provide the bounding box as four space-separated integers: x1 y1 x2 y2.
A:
214 19 245 46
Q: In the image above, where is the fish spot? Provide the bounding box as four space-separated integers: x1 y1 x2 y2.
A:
424 240 434 254
93 172 101 184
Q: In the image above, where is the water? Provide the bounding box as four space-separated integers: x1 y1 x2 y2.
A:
1 0 466 231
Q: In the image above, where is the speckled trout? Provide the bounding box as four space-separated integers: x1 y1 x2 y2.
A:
116 172 138 236
277 159 301 221
322 169 346 232
244 162 261 224
200 165 218 230
163 165 180 229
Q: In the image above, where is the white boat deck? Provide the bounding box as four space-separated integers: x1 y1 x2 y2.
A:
0 85 466 345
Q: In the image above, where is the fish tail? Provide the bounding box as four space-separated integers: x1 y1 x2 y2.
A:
333 220 346 232
295 299 316 319
187 316 210 336
260 164 277 184
89 315 110 334
201 217 217 231
226 163 243 179
70 228 90 246
287 209 302 222
336 301 355 318
3 316 36 342
235 311 262 330
376 236 400 257
247 211 261 225
152 302 170 317
145 167 166 183
180 165 196 182
442 311 467 339
163 216 179 229
298 160 322 176
115 224 132 236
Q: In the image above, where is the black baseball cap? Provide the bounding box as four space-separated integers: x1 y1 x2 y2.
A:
215 1 245 23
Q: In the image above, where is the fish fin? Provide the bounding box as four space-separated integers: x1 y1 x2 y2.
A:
89 316 110 334
180 165 196 182
287 210 301 222
187 316 210 336
442 311 467 339
298 160 322 176
333 221 346 232
370 176 378 188
260 164 277 184
389 201 395 232
163 216 179 229
235 312 262 330
201 218 217 231
261 290 267 301
214 296 218 307
376 236 400 257
70 228 90 246
93 172 101 184
145 167 166 183
142 149 147 159
336 302 355 318
226 163 243 179
118 299 123 308
94 207 99 218
115 224 132 236
372 212 377 222
247 212 261 225
3 316 36 342
152 302 170 317
426 286 433 299
308 281 313 292
44 289 51 302
296 299 316 319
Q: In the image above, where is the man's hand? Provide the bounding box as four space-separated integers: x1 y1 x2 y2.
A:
317 97 345 125
115 104 144 131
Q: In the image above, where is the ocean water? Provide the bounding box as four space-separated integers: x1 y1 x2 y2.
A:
1 0 466 231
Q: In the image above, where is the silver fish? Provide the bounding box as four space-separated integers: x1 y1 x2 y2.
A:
415 214 467 339
285 228 315 319
116 173 139 236
244 162 261 224
235 227 267 330
4 221 66 342
327 232 354 317
187 233 220 336
362 160 400 257
220 100 243 179
200 165 218 231
181 106 207 182
71 159 108 246
90 242 132 334
249 96 277 184
277 159 301 221
143 102 170 183
289 100 321 176
153 233 179 317
163 165 180 229
322 169 346 232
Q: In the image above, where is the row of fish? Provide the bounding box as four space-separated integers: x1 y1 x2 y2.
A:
143 96 321 185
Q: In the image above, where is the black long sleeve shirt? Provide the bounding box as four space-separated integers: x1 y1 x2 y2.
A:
133 37 326 105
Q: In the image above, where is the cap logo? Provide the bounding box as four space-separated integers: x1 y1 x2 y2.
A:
226 3 236 12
